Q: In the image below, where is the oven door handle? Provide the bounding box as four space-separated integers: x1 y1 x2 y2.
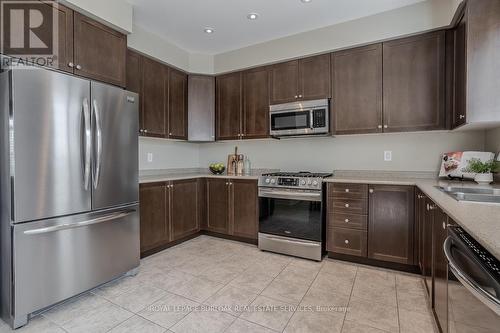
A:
444 237 500 315
264 236 320 248
259 189 321 202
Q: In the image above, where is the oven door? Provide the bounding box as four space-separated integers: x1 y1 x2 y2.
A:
270 110 312 136
258 187 322 242
444 231 500 332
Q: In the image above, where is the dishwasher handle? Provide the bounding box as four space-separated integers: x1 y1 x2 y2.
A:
443 236 500 315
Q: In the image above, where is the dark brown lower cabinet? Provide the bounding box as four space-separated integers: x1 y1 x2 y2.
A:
432 206 448 333
139 183 169 253
170 179 199 241
207 178 258 240
206 178 230 234
232 179 258 239
368 185 415 264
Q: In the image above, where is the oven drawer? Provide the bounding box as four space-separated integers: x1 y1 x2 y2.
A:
329 213 367 230
330 198 368 215
329 183 368 199
328 227 367 257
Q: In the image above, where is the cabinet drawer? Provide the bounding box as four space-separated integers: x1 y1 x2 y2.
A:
330 198 368 215
329 213 367 230
329 183 368 199
328 227 367 257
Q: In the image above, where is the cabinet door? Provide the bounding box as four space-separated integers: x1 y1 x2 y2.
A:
206 178 230 234
73 12 126 87
415 190 427 272
168 68 188 139
432 207 448 333
216 73 242 140
423 198 434 295
299 54 331 100
126 50 142 131
142 57 167 137
39 2 74 73
139 184 169 253
242 67 270 139
170 179 199 241
383 31 446 132
453 12 467 128
231 180 258 239
270 60 299 104
332 44 383 134
368 185 415 264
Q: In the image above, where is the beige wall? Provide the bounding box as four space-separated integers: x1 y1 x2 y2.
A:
486 127 500 155
139 138 200 170
197 131 485 173
214 0 459 73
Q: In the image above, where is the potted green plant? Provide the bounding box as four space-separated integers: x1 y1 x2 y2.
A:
463 158 500 184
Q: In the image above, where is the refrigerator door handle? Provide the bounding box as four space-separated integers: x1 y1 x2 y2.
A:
92 99 103 189
82 98 91 190
23 209 135 235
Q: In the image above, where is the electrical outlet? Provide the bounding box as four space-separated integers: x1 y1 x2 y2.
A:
384 151 392 162
147 153 153 163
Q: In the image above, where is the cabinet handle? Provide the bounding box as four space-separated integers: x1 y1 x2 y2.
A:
298 95 303 98
345 189 350 193
369 189 374 193
76 64 82 70
144 129 148 133
68 62 75 68
459 115 465 119
443 221 446 230
344 219 349 223
383 125 388 129
294 95 298 99
429 204 437 211
225 182 229 185
344 239 349 245
345 203 350 208
377 125 382 129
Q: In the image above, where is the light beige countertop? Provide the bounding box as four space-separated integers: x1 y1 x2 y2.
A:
139 168 276 184
326 170 500 260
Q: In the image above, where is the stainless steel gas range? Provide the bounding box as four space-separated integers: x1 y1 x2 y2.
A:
258 172 332 261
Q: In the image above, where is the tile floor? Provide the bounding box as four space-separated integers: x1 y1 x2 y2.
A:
0 236 438 333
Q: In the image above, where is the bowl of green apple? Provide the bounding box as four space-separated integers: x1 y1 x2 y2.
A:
209 163 226 175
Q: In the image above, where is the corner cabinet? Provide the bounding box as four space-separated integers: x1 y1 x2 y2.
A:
206 178 258 240
126 50 188 139
383 31 446 132
270 54 331 105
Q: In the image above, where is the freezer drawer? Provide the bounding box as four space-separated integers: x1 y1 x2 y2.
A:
13 205 139 318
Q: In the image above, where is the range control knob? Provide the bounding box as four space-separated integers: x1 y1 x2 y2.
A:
312 180 319 186
265 178 271 184
300 180 306 185
307 180 312 185
270 179 276 184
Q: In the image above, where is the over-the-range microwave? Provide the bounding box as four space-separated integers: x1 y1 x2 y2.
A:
269 99 329 137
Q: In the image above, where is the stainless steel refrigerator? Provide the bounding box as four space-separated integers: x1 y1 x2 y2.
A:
0 61 140 328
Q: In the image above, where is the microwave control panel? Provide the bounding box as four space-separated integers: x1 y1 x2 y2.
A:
313 109 327 128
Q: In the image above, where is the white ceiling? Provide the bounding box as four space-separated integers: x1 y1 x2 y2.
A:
129 0 426 55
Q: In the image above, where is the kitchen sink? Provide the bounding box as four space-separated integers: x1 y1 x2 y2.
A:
436 186 500 204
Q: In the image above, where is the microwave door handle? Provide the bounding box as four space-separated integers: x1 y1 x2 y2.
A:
444 237 500 315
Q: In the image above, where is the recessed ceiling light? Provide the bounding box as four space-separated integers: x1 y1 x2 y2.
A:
247 13 259 20
300 0 312 3
204 27 214 34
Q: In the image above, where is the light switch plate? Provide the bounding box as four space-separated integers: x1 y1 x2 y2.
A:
384 151 392 162
147 153 153 163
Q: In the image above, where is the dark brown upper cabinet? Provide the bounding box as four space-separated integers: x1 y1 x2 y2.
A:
216 72 242 140
270 54 331 105
242 67 270 139
331 44 383 134
73 12 126 87
141 56 167 137
449 0 500 130
170 179 199 241
168 68 188 140
127 51 188 140
383 31 446 132
368 185 415 265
